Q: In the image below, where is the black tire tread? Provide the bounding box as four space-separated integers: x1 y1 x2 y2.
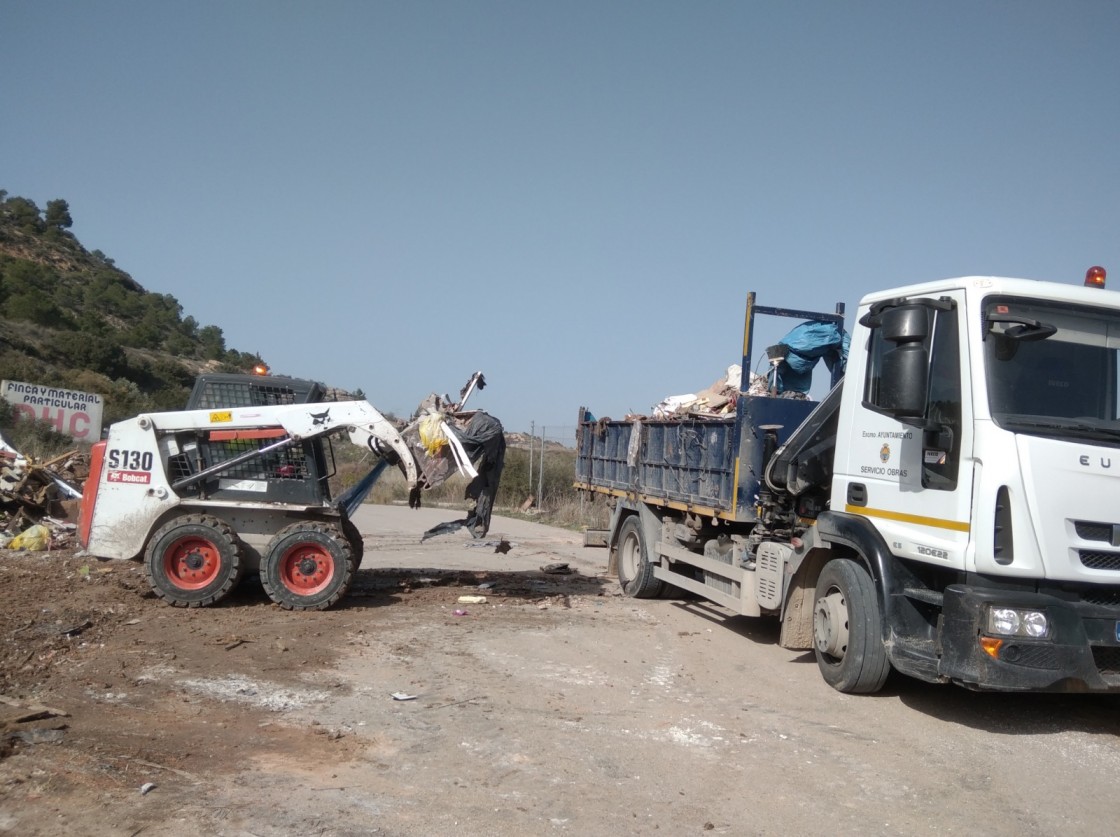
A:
813 558 890 694
261 520 355 611
616 515 664 599
143 513 244 608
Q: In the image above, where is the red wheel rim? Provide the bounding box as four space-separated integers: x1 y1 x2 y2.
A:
163 536 222 590
278 543 334 595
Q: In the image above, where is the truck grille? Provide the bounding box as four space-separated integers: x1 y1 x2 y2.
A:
1002 644 1061 670
1092 647 1120 678
1074 520 1120 551
1082 588 1120 607
1074 521 1114 542
1078 551 1120 572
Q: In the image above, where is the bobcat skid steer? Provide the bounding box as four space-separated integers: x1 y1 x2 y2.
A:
79 373 493 611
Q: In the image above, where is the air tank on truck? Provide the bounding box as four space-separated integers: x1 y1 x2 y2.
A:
576 268 1120 694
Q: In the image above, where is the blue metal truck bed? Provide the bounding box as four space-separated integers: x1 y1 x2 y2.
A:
575 295 846 523
576 397 821 522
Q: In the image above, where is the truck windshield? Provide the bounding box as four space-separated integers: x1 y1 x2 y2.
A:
985 296 1120 445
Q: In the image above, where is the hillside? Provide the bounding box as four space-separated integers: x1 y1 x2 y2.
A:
0 190 271 425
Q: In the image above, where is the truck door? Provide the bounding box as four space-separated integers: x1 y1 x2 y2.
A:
834 290 974 569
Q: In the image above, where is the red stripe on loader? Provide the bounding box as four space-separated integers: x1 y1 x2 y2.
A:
79 441 107 549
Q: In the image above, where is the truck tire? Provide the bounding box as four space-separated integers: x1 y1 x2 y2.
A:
812 558 891 694
145 514 245 608
261 521 356 611
616 516 664 599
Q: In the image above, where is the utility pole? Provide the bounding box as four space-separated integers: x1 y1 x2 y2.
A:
537 426 545 509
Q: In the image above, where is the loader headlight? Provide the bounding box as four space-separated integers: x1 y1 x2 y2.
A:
986 606 1050 639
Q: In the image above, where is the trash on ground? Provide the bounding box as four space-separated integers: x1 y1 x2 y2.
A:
540 563 572 575
457 595 487 604
2 728 67 746
140 783 157 795
390 692 417 701
7 524 51 551
58 619 92 637
0 435 88 551
452 609 468 617
464 538 515 554
420 518 470 542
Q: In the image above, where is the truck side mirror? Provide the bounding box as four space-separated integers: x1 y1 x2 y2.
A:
865 304 930 421
880 342 928 417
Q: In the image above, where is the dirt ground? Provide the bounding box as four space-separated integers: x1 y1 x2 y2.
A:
2 504 1119 837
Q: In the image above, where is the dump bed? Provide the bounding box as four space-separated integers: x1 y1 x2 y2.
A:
576 396 820 522
574 293 846 522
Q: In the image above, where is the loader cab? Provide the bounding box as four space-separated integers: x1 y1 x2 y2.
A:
180 373 336 505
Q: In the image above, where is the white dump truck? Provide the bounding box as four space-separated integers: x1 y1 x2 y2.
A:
577 269 1120 693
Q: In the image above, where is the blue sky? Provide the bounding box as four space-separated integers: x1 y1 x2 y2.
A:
3 1 1119 436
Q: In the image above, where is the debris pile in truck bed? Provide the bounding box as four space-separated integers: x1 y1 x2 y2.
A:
650 365 740 419
648 364 810 420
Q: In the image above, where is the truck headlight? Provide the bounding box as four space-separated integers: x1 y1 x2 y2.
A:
986 606 1050 639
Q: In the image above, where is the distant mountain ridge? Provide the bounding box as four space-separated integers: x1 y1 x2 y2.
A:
0 189 278 426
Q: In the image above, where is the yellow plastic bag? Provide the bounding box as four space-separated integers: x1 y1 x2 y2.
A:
9 524 51 552
418 414 448 457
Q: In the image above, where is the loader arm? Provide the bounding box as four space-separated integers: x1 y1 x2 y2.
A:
344 409 420 485
141 400 422 495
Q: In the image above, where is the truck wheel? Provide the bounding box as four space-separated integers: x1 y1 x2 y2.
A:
616 516 664 598
261 521 356 611
812 559 890 694
145 514 244 608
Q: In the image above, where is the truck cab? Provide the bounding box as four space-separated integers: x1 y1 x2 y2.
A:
836 276 1120 691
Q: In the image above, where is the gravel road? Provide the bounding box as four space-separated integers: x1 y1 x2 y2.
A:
1 503 1117 836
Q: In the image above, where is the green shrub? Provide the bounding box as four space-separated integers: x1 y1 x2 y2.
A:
54 332 127 378
0 398 81 460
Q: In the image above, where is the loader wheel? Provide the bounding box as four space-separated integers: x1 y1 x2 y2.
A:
261 521 356 611
812 558 891 694
616 516 664 599
341 515 365 564
145 514 245 608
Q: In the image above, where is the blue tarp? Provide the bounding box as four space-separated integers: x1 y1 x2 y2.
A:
770 321 849 394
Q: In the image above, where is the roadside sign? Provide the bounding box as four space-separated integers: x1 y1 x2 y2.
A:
0 379 104 442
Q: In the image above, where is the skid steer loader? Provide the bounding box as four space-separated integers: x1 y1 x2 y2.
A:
79 372 500 611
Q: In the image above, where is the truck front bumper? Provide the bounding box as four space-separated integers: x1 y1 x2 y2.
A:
939 584 1120 692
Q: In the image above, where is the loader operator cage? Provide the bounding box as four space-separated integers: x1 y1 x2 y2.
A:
187 374 325 408
180 374 335 505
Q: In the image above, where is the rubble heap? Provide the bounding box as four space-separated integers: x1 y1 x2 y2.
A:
648 363 809 420
0 444 88 551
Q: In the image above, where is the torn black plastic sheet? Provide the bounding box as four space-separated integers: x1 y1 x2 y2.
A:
420 412 506 541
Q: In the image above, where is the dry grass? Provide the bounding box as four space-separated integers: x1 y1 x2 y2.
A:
330 444 609 532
